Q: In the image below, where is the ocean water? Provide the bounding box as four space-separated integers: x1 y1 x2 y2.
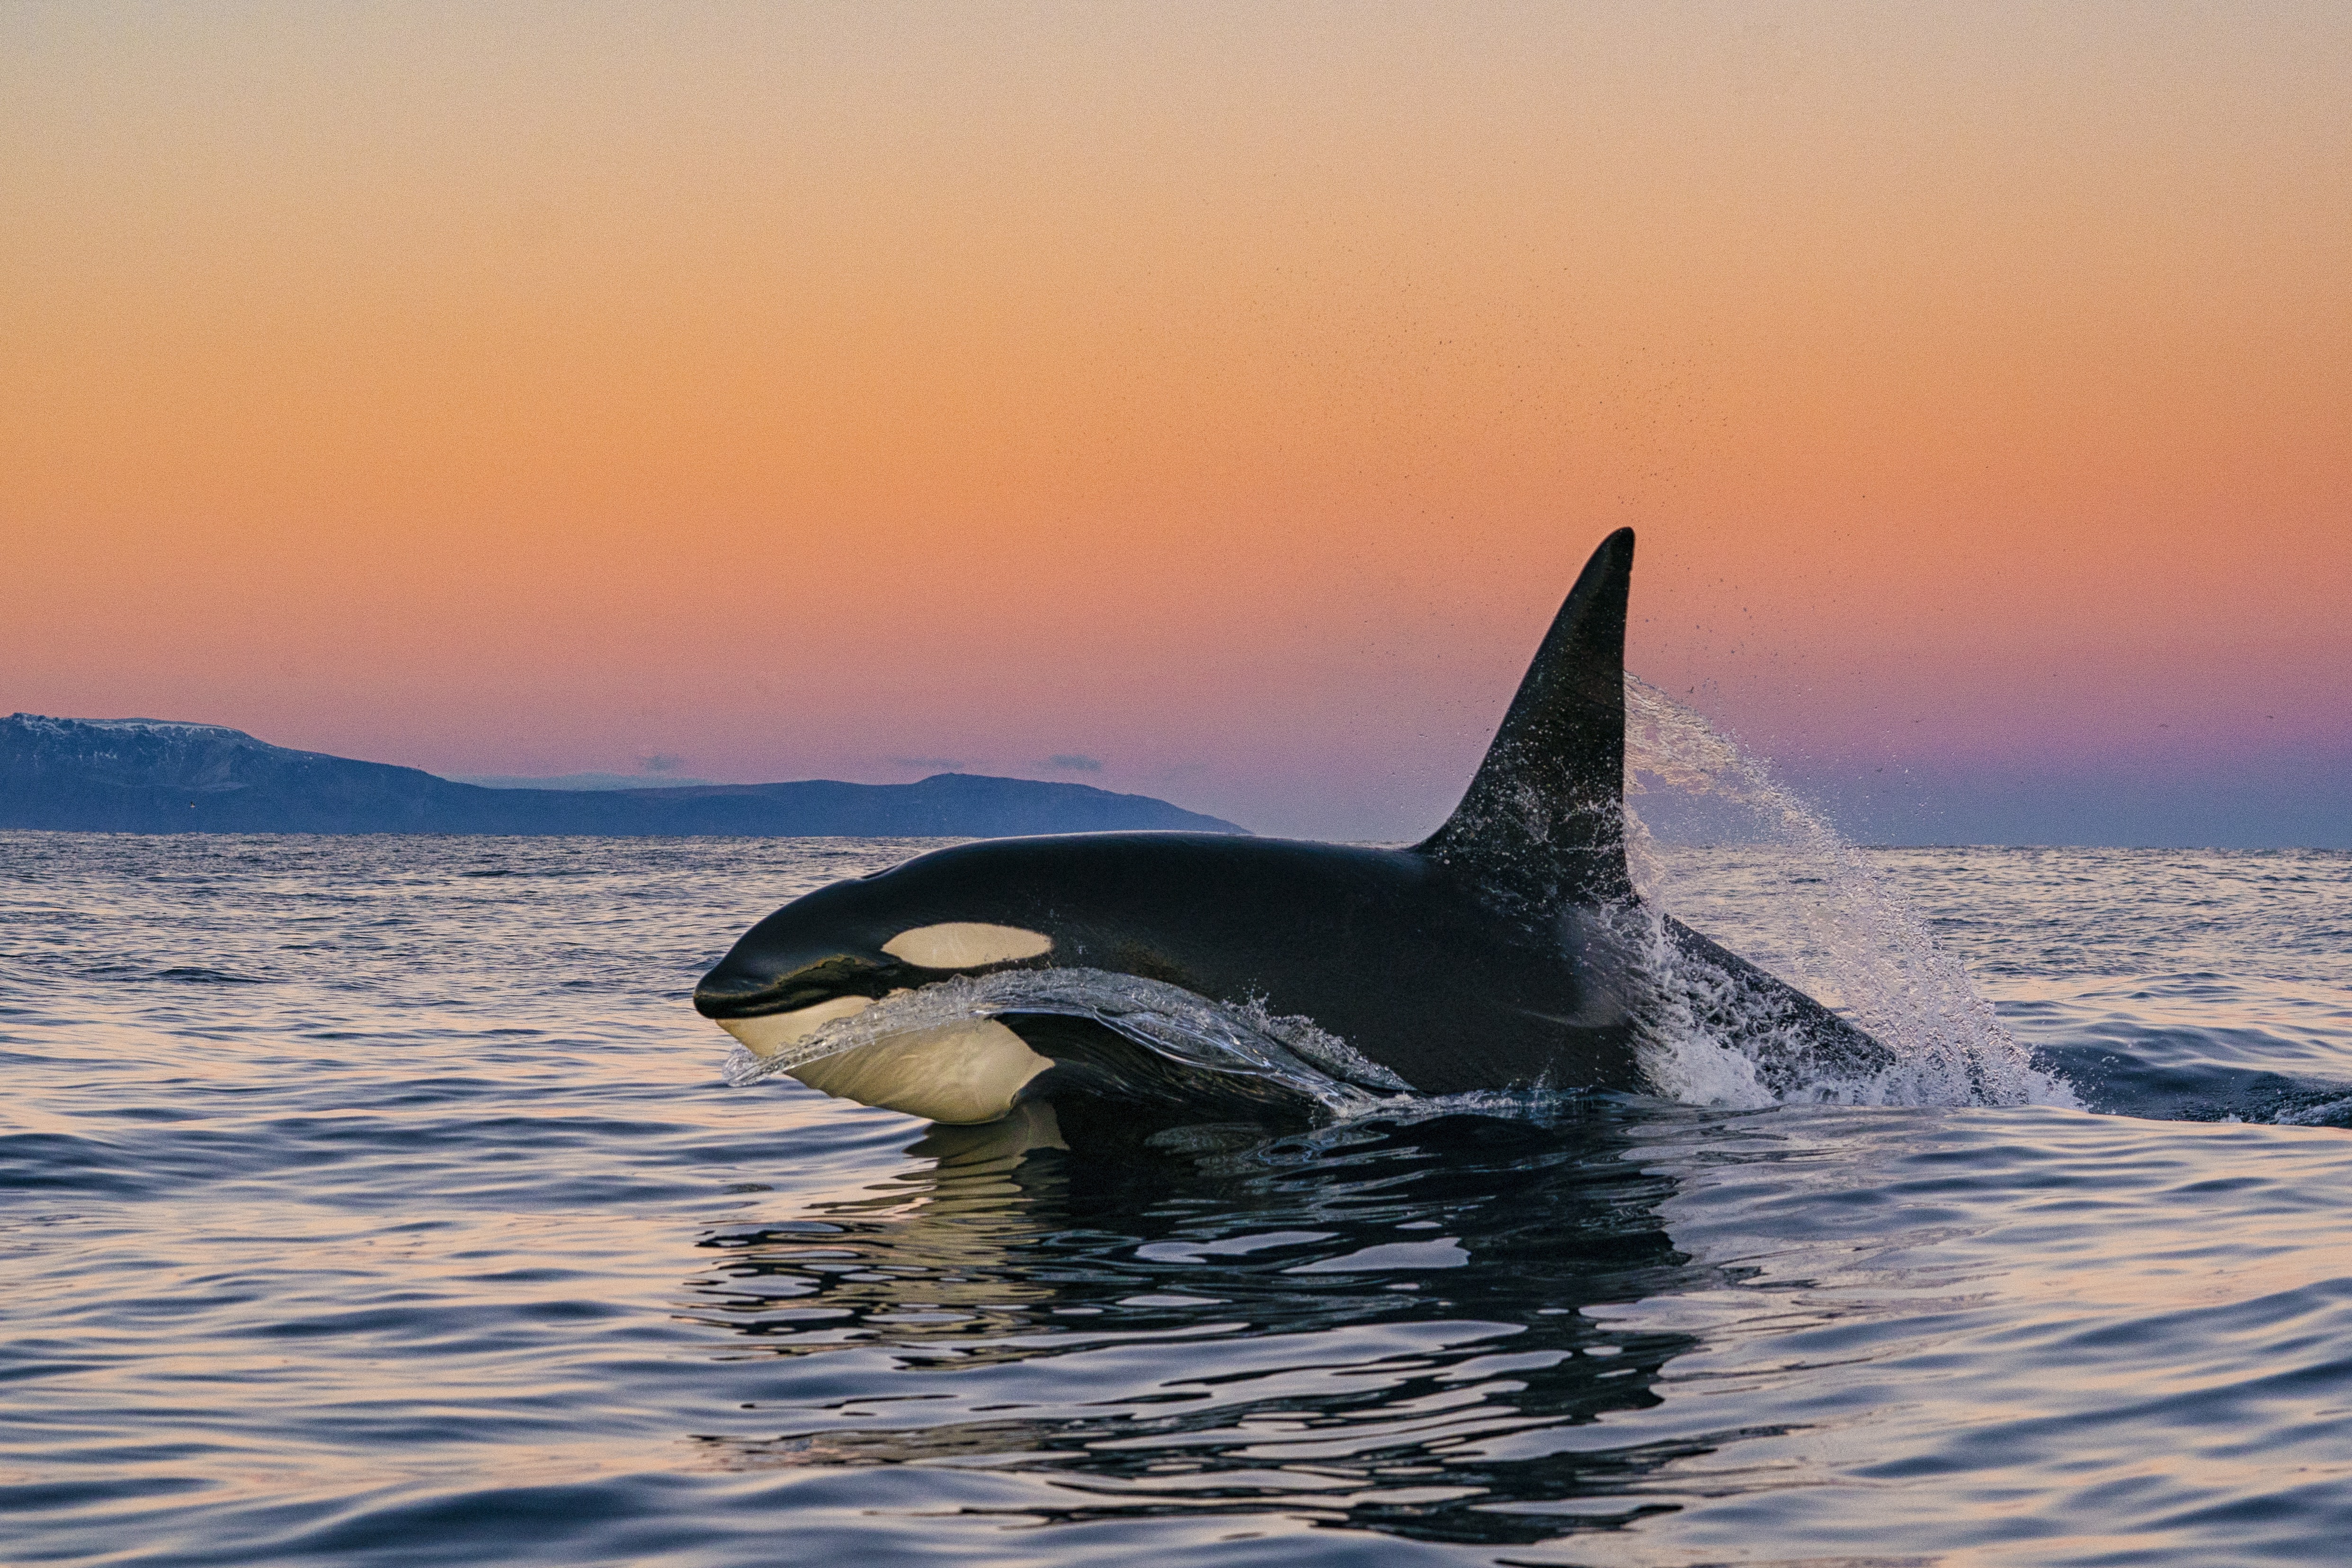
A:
4 831 2350 1566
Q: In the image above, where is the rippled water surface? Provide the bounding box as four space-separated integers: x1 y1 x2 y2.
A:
4 834 2349 1566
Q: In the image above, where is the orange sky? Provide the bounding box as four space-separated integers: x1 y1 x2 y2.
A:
4 2 2346 840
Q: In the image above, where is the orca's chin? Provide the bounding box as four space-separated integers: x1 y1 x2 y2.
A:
713 994 1051 1125
782 1021 1051 1125
713 994 879 1056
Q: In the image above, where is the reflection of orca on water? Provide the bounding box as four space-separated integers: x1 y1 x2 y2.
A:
689 1104 1714 1549
696 529 1887 1124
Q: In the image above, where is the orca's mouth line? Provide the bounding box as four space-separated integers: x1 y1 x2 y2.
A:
693 961 909 1022
695 924 1065 1022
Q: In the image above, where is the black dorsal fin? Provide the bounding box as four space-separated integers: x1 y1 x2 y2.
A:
1416 527 1634 909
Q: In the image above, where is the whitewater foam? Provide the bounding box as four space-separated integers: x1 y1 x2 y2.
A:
722 966 1407 1115
1623 674 2075 1109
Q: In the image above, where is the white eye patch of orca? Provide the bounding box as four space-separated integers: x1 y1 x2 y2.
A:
881 922 1053 969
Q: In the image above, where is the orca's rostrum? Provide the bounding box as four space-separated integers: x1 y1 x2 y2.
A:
695 530 1887 1124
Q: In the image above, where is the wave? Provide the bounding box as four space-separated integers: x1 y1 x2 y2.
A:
723 966 1407 1117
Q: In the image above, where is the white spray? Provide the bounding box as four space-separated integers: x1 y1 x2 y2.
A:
1621 674 2073 1109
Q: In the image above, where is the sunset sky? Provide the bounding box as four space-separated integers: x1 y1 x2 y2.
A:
5 2 2346 844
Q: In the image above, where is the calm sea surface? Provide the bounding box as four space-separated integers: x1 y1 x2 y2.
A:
4 834 2349 1566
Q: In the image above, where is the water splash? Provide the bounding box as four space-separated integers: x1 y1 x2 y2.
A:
723 965 1406 1115
1622 674 2073 1109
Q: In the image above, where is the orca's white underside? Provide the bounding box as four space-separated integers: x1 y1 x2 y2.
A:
718 1000 1051 1124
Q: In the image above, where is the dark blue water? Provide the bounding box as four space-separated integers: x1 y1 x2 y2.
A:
4 834 2349 1565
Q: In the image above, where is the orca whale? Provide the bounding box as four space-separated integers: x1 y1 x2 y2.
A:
695 529 1888 1124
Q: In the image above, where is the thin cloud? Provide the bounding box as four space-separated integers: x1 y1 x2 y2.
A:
1045 754 1104 773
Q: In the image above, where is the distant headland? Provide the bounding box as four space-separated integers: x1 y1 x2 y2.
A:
0 715 1245 837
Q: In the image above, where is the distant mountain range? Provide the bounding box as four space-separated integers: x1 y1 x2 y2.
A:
0 715 1245 837
448 771 721 791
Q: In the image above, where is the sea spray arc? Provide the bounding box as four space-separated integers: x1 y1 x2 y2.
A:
695 529 1889 1123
